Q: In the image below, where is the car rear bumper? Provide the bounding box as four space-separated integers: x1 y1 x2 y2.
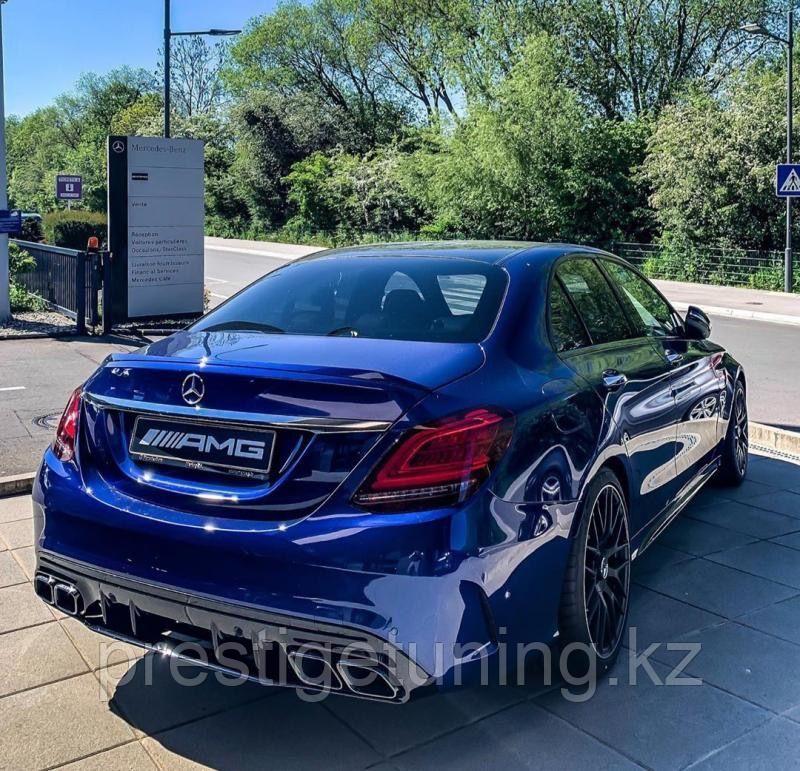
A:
35 549 429 703
33 450 574 697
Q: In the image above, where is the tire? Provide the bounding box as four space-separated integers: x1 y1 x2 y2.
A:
718 379 748 486
559 468 631 674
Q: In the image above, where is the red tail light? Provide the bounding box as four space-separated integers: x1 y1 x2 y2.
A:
354 408 514 511
52 387 82 462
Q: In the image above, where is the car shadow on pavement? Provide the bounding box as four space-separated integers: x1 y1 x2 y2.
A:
105 452 800 770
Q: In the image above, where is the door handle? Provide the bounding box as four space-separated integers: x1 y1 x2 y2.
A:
665 349 684 365
602 369 628 390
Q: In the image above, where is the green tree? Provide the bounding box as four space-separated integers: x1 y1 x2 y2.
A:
8 68 157 214
642 62 785 250
409 36 650 242
284 144 423 238
226 0 408 146
556 0 779 118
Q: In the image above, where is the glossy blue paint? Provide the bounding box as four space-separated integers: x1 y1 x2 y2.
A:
32 241 743 700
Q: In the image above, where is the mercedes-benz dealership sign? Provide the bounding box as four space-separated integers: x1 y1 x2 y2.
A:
107 135 204 319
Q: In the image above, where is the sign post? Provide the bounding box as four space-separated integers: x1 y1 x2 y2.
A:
107 135 204 321
56 174 82 210
0 2 9 322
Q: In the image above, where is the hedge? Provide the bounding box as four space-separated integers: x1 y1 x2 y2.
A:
43 210 107 250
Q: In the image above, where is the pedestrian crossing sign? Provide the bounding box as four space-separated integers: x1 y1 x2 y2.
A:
776 164 800 196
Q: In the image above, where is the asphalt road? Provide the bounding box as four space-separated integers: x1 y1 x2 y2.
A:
203 241 800 430
205 243 318 305
709 316 800 431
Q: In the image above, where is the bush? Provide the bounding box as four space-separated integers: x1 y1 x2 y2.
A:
17 216 44 242
8 242 45 312
9 242 35 274
283 147 423 241
43 210 107 249
10 282 46 312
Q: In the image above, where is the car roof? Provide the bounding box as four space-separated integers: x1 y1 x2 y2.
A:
309 240 610 265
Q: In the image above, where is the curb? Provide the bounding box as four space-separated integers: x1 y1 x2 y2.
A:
0 329 78 341
749 422 800 457
671 302 800 327
205 244 319 260
0 473 36 498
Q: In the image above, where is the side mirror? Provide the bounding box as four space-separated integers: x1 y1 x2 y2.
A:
684 305 711 340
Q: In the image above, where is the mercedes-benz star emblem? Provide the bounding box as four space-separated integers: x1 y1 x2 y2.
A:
111 140 125 153
181 373 205 405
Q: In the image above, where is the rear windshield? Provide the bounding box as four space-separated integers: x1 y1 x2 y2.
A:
192 256 507 343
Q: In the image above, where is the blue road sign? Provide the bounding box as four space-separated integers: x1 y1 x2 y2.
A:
777 164 800 196
0 209 21 234
56 174 83 200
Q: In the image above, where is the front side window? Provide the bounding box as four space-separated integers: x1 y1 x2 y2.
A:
556 258 632 346
602 260 680 338
191 256 507 344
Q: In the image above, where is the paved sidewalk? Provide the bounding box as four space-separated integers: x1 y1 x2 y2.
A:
0 337 143 477
3 451 800 769
652 280 800 325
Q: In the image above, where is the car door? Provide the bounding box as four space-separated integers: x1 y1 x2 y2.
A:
600 259 726 484
553 257 679 533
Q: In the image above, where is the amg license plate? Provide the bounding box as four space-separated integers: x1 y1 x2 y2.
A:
129 416 275 478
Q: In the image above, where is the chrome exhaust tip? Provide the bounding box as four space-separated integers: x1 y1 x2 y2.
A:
337 659 400 700
53 582 82 615
286 649 343 692
34 574 57 604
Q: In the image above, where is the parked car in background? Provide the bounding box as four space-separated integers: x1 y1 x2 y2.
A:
32 242 748 701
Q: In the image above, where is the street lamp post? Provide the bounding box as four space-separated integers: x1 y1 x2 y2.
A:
788 11 794 295
163 0 240 138
742 11 795 293
0 0 9 322
164 0 171 139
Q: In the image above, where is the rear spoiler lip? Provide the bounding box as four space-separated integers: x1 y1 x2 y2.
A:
81 391 393 434
102 351 435 395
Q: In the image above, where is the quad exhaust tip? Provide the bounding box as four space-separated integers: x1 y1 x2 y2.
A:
34 574 56 604
34 573 82 616
285 648 401 700
286 649 343 691
337 658 400 700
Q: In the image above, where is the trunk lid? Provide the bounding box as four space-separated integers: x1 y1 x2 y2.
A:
79 331 484 522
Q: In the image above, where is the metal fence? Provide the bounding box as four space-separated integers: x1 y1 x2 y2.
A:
11 239 101 334
608 241 800 291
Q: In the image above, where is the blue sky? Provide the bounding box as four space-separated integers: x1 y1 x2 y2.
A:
3 0 279 117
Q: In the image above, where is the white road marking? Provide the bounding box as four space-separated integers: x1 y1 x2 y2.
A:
0 386 25 392
205 245 307 260
209 292 230 300
205 276 228 284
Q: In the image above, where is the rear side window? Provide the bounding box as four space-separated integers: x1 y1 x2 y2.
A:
549 279 590 352
556 258 632 345
437 274 487 315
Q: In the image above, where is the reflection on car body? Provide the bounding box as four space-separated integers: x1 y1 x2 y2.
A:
33 242 748 700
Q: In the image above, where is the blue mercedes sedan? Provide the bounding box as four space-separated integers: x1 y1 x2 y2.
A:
32 242 747 701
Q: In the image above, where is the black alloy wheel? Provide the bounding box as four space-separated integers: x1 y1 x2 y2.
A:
559 469 631 671
584 484 631 657
733 385 749 478
719 380 748 486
